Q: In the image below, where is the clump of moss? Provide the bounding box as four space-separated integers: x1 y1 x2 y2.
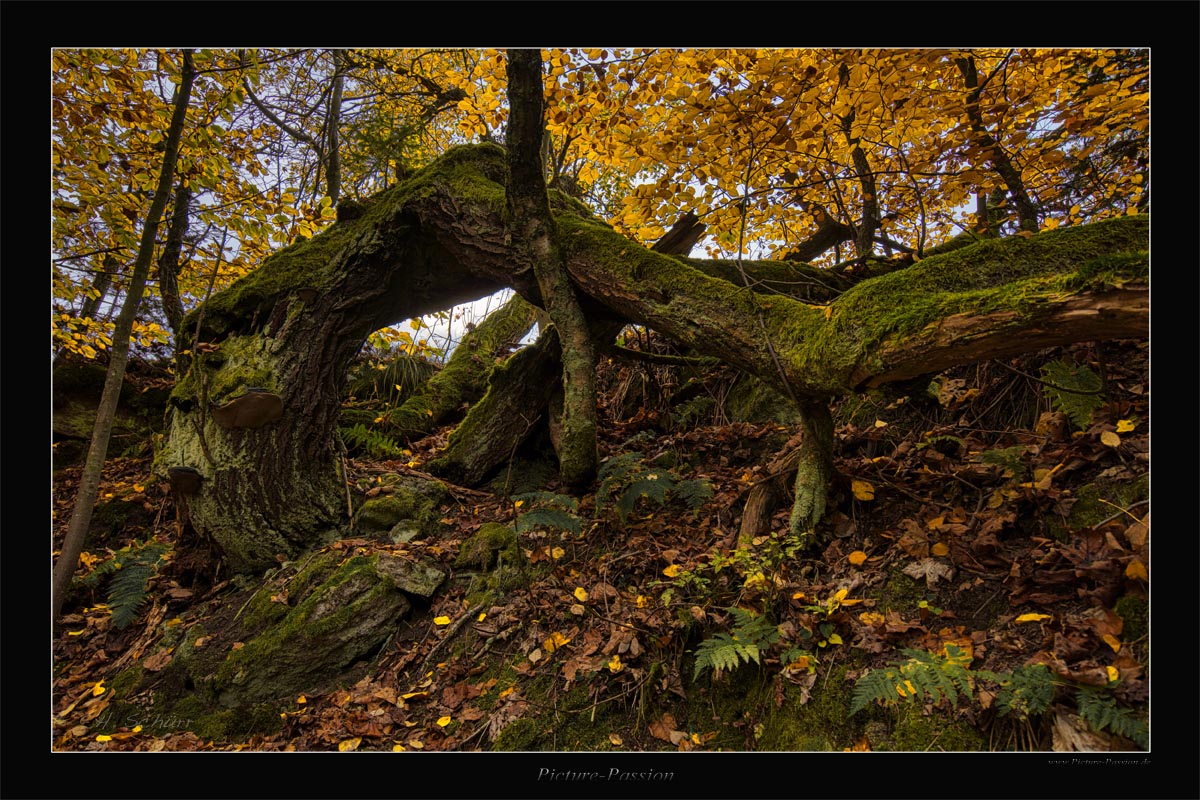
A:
1114 594 1148 643
882 705 986 751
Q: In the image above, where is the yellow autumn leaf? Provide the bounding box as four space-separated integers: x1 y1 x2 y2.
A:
513 499 524 508
931 542 950 557
663 564 681 578
437 716 452 727
543 631 571 652
636 595 648 608
550 546 565 560
609 733 623 746
873 419 888 428
96 734 112 742
400 691 427 700
297 694 307 704
392 744 405 752
1100 430 1121 447
608 654 623 673
1125 560 1148 580
827 633 843 645
433 615 451 625
859 611 885 626
574 587 589 602
92 681 106 697
477 612 487 622
338 737 361 751
408 739 424 749
851 479 875 501
1116 418 1136 433
1106 666 1120 683
848 550 868 566
1102 634 1122 653
1015 613 1051 623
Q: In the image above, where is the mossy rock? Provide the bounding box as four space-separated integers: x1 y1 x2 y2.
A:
455 523 521 570
353 476 449 541
145 551 443 740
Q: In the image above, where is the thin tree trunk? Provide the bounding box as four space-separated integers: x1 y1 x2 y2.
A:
956 56 1040 233
505 49 598 487
158 181 191 337
325 50 344 204
53 50 196 622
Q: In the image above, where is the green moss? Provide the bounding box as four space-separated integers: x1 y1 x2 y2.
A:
455 522 521 570
190 703 283 742
877 571 927 614
1114 595 1148 643
1066 475 1149 529
492 717 543 751
882 705 986 751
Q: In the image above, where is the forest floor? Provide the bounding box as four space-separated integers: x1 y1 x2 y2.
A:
51 340 1149 753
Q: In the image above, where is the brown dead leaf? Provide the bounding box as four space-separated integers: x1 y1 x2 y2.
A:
141 649 173 672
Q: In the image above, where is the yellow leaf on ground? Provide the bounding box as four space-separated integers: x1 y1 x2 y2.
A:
609 733 623 746
848 550 868 566
433 616 451 625
1100 430 1121 447
931 542 950 557
95 735 112 742
1125 560 1148 580
1116 419 1136 433
1102 634 1122 653
337 737 361 751
662 564 681 578
437 716 452 727
1106 666 1120 683
92 682 106 697
608 654 623 673
543 632 571 652
550 546 565 560
574 587 589 602
1015 613 1051 623
851 479 875 501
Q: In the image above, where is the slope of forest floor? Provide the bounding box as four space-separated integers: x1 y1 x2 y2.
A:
51 340 1149 753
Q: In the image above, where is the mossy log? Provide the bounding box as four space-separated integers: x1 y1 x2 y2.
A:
158 143 1148 571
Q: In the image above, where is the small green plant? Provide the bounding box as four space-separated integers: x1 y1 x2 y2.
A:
850 644 977 714
976 445 1029 479
513 492 582 536
81 540 171 629
1076 686 1149 749
340 422 407 459
1041 357 1105 429
596 452 712 523
693 607 779 681
851 648 1147 749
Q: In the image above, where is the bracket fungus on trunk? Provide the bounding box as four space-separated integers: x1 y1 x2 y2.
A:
210 388 284 430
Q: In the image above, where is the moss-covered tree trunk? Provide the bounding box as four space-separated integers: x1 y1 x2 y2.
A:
157 141 1148 573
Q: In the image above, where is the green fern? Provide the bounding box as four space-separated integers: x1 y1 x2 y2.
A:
993 663 1055 719
977 445 1029 479
92 541 171 629
597 452 712 523
1041 358 1105 429
1076 686 1148 749
340 422 406 459
693 607 779 681
850 645 975 714
513 492 581 536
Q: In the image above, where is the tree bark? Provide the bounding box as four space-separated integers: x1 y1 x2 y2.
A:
154 141 1147 572
158 181 191 337
956 55 1040 234
505 49 598 487
54 50 197 622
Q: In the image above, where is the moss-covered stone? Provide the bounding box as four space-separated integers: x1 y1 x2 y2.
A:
353 477 449 542
456 523 521 570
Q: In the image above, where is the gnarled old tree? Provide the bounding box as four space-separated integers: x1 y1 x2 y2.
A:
156 51 1148 573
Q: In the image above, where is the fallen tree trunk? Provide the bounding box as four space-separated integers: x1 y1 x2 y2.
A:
157 143 1148 571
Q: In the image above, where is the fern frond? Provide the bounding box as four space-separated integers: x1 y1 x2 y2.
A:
850 646 975 714
515 508 581 536
340 423 406 458
1041 358 1105 429
673 478 713 511
615 471 674 522
992 664 1055 719
512 491 579 513
693 633 761 681
105 541 170 629
1077 687 1148 749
